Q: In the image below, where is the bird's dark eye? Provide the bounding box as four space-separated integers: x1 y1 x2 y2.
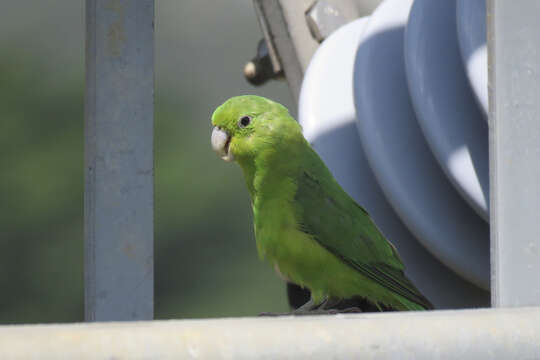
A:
238 115 251 128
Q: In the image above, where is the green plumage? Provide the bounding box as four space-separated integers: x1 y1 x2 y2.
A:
211 95 432 311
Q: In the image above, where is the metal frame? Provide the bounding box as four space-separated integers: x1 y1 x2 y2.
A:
252 0 310 103
1 307 539 358
488 0 540 308
252 0 379 103
85 0 154 321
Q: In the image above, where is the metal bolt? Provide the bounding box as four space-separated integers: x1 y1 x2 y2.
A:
306 0 348 43
244 39 283 86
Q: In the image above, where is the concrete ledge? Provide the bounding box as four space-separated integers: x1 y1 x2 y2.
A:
0 307 539 359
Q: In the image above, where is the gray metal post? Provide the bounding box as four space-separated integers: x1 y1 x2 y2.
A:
253 0 308 103
489 0 540 307
85 0 154 321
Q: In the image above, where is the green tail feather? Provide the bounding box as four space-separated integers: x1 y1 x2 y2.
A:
390 294 432 311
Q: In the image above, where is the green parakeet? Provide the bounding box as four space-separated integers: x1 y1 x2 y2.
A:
211 95 433 311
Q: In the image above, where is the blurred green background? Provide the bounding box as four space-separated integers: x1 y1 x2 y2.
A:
0 0 294 324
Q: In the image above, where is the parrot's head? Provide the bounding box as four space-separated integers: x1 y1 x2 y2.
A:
211 95 301 164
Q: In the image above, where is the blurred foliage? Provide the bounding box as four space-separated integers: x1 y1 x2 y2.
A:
0 54 84 323
0 51 288 324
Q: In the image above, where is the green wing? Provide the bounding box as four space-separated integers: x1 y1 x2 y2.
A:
294 154 433 310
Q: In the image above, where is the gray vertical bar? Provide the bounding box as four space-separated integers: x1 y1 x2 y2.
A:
253 0 306 103
85 0 154 321
489 0 540 307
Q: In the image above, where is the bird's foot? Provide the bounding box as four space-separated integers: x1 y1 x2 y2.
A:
258 310 337 316
294 297 320 312
258 307 362 317
293 309 339 316
258 297 363 317
338 307 363 313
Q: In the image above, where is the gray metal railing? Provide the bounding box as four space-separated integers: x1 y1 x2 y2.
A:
0 0 538 358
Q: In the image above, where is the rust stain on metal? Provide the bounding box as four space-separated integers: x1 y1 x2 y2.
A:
105 0 126 57
123 242 136 259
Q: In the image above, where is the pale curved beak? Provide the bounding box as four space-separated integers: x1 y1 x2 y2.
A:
211 126 234 162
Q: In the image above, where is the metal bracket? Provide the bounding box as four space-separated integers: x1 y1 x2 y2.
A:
250 0 381 102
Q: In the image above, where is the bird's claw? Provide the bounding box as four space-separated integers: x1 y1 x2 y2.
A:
258 307 362 317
